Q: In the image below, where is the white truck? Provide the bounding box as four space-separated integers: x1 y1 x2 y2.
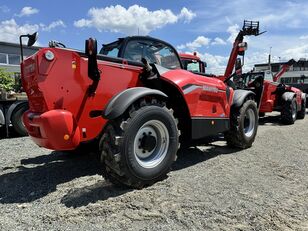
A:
0 89 28 136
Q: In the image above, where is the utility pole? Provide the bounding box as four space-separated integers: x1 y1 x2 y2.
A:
268 46 272 71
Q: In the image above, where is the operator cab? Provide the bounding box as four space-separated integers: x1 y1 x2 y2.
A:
239 71 265 107
100 36 182 70
180 53 207 74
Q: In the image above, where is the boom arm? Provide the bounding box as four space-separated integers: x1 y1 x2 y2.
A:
273 59 296 82
224 20 265 80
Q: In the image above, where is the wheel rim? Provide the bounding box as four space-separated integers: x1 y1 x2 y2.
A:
133 120 169 169
243 108 255 138
292 101 297 120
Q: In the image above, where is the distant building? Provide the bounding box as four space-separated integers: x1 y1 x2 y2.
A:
0 41 40 74
254 59 308 84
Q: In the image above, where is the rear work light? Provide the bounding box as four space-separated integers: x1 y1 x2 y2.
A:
44 50 55 61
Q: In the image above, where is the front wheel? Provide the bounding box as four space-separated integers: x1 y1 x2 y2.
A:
99 99 180 188
281 98 297 124
225 100 258 149
297 98 306 119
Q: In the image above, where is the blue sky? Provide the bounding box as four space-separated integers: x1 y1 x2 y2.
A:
1 0 308 73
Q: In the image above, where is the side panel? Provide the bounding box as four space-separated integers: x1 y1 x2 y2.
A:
191 117 230 139
160 69 232 119
259 81 278 113
22 48 143 144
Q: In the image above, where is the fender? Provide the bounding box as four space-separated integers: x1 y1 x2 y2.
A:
232 89 255 107
301 93 306 101
103 87 167 120
281 92 295 102
0 108 4 125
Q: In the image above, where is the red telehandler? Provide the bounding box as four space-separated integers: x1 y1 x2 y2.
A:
236 64 306 124
179 52 206 74
20 22 260 188
221 21 306 124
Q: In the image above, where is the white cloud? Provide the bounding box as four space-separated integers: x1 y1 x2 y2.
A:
177 36 211 51
176 44 186 50
282 45 308 60
41 20 66 32
74 5 195 35
299 35 308 40
257 1 308 29
0 19 39 43
195 52 228 74
178 7 196 23
194 51 270 75
17 6 39 17
211 37 226 45
0 18 67 44
227 24 240 43
247 33 308 63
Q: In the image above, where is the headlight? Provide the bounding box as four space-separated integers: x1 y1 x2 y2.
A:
45 50 55 61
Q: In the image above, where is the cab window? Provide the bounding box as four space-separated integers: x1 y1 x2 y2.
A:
100 41 121 57
182 60 201 72
124 40 181 69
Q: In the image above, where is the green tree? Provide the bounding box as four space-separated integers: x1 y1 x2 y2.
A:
0 68 14 91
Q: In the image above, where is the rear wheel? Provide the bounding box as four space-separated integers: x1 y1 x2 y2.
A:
11 104 28 136
281 98 297 124
99 99 179 188
297 98 306 119
225 100 258 149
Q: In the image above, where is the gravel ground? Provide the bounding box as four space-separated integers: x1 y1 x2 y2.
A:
0 112 308 231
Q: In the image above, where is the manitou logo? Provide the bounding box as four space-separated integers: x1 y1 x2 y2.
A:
202 85 219 93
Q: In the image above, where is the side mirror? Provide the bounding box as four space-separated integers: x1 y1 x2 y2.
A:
238 42 248 56
85 38 97 56
85 38 100 82
19 32 38 62
27 32 38 47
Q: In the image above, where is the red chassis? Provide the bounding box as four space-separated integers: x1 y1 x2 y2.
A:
21 34 258 188
22 47 232 150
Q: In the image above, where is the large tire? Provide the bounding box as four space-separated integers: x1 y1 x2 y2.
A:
225 100 258 149
281 97 297 124
99 99 179 188
11 104 28 136
297 98 306 119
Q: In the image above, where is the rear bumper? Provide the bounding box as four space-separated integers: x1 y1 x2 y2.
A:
23 110 80 150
